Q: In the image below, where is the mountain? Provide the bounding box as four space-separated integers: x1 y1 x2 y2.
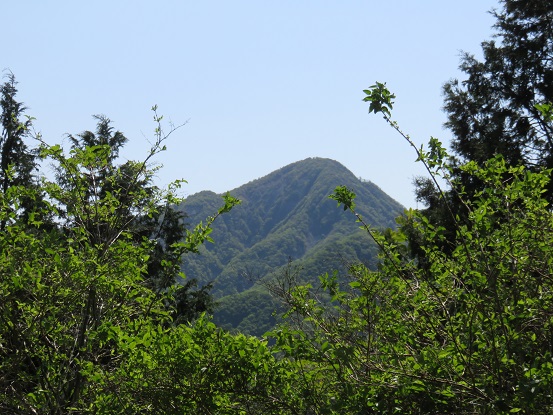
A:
178 157 404 336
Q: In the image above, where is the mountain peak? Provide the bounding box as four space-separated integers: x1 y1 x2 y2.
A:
179 158 404 335
238 157 352 191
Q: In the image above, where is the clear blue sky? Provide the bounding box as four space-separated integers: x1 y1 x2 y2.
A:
4 1 499 208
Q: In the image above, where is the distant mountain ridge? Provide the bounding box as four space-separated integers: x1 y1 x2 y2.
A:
178 157 404 335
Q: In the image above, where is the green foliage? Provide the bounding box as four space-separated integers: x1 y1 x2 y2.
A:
0 183 168 413
443 0 553 176
0 72 43 228
84 318 304 414
536 102 553 123
330 185 356 211
43 113 233 324
214 287 279 337
363 81 395 117
0 106 250 413
269 84 553 414
396 0 553 278
412 0 553 253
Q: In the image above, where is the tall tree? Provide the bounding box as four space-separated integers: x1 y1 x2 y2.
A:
408 0 553 260
444 0 553 171
0 72 39 228
58 114 218 323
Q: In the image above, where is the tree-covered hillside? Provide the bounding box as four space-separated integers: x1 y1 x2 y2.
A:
179 157 404 334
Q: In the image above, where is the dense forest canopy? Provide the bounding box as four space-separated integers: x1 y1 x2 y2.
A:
1 0 553 413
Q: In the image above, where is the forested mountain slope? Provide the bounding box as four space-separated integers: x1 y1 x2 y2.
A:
179 157 404 335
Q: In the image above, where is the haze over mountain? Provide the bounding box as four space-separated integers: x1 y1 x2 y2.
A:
179 157 404 335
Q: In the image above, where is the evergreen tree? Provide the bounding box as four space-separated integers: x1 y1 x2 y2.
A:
443 0 553 173
408 0 553 260
0 72 39 228
60 115 214 323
